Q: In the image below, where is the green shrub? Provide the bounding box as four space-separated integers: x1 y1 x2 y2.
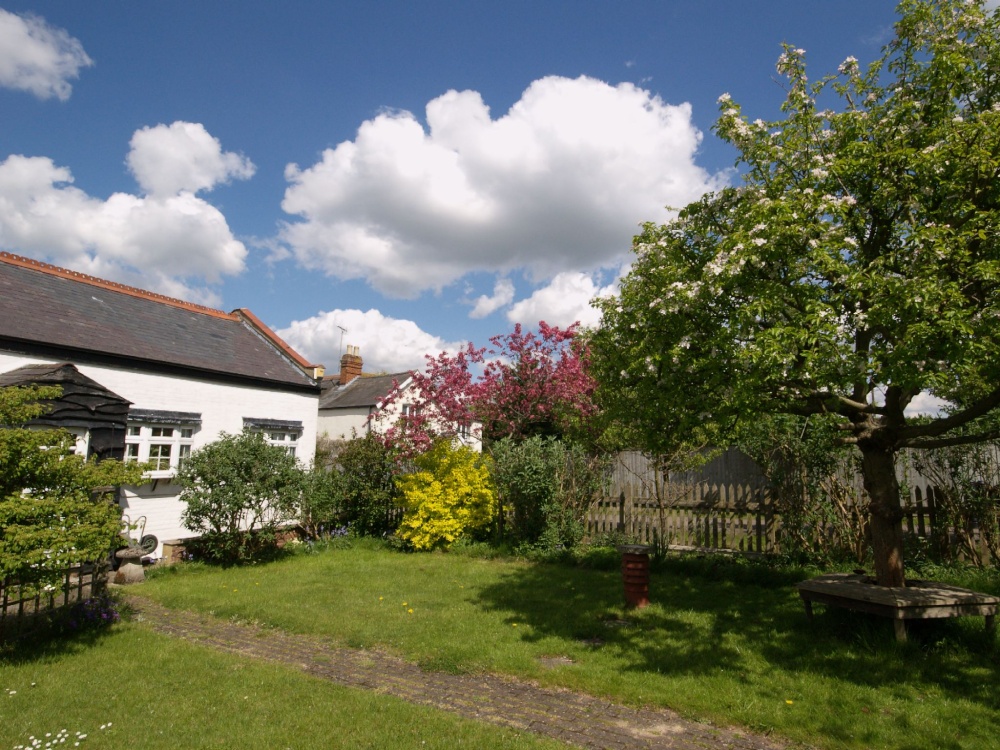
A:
396 441 496 550
0 385 144 591
491 436 608 550
331 434 401 536
298 465 347 539
178 430 303 563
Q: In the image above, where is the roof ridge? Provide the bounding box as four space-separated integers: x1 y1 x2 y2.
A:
0 251 237 321
232 308 323 374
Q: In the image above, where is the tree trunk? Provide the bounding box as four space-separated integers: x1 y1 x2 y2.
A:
859 441 906 587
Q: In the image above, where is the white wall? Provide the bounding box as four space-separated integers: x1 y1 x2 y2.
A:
317 405 373 441
0 351 320 557
319 386 482 452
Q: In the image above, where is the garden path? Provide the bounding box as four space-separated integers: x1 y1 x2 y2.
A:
127 595 787 750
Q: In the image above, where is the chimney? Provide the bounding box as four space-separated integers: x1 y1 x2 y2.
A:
340 345 363 384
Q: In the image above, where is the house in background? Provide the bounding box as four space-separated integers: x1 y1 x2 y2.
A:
318 346 481 451
317 346 414 441
0 252 324 557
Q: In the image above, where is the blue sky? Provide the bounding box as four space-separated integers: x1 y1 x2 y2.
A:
1 1 905 374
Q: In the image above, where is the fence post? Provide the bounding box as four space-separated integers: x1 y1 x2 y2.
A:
617 491 625 534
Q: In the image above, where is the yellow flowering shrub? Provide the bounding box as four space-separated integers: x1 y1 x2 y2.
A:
396 441 495 550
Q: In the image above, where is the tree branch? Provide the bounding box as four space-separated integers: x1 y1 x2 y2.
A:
897 384 1000 441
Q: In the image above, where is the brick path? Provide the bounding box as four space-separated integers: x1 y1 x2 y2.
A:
128 596 787 750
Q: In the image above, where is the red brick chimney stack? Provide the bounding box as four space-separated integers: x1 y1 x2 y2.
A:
340 345 363 384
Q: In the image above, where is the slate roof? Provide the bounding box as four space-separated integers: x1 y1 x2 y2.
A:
319 372 412 410
0 253 321 391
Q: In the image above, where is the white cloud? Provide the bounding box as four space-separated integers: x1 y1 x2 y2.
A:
506 271 617 329
904 392 951 418
127 122 256 198
0 9 92 100
469 277 515 318
0 122 252 303
280 75 724 297
277 309 461 373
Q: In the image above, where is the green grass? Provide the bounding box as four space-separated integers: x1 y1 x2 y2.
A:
0 622 568 750
135 540 1000 750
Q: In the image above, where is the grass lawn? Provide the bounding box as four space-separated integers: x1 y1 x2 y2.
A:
0 622 569 750
133 541 1000 750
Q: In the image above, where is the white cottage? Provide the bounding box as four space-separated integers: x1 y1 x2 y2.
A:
318 347 481 451
0 252 324 557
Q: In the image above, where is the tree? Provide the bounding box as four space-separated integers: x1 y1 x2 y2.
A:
178 430 303 562
379 322 598 455
593 0 1000 586
0 385 144 590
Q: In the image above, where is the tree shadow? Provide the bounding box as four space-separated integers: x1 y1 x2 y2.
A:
471 555 1000 713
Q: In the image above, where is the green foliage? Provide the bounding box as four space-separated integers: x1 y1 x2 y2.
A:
396 441 495 550
913 433 1000 567
298 464 347 539
0 385 144 590
737 414 871 563
331 434 401 536
178 430 303 563
593 0 1000 585
491 436 609 550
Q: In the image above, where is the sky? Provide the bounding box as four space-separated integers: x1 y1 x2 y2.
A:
1 1 914 376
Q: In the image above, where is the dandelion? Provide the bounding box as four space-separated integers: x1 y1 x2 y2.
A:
407 608 414 614
786 700 794 705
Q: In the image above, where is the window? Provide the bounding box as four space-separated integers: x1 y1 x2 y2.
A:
243 418 303 458
401 404 422 418
126 409 201 476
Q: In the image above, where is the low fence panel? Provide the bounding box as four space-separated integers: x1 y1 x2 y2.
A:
0 563 107 642
587 449 998 565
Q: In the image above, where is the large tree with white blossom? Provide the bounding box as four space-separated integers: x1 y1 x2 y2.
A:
594 0 1000 587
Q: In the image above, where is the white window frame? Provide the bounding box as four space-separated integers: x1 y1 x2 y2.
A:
126 411 200 478
243 418 303 458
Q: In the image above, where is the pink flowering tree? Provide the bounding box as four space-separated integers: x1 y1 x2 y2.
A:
376 322 598 457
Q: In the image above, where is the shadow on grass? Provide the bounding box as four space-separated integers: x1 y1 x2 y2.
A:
472 553 1000 712
0 618 125 666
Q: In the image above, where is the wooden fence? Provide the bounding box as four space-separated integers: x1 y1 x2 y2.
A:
0 563 108 643
587 449 999 565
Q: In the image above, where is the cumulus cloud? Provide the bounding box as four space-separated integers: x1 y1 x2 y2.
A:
277 309 462 373
506 271 617 329
0 122 253 303
469 278 515 319
280 75 724 297
128 122 256 198
904 392 951 418
0 9 92 100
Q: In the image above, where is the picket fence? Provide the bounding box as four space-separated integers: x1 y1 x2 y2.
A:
586 449 998 565
0 563 107 642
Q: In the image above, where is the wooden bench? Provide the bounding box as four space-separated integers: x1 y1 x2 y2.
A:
796 573 998 642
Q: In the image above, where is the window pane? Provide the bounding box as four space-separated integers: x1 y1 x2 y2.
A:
149 444 172 470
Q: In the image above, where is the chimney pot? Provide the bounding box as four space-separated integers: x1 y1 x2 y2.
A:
340 347 363 384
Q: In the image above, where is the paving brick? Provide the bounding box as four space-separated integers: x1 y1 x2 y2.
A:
128 596 787 750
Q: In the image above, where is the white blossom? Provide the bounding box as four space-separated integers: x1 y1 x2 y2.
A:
838 56 859 75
